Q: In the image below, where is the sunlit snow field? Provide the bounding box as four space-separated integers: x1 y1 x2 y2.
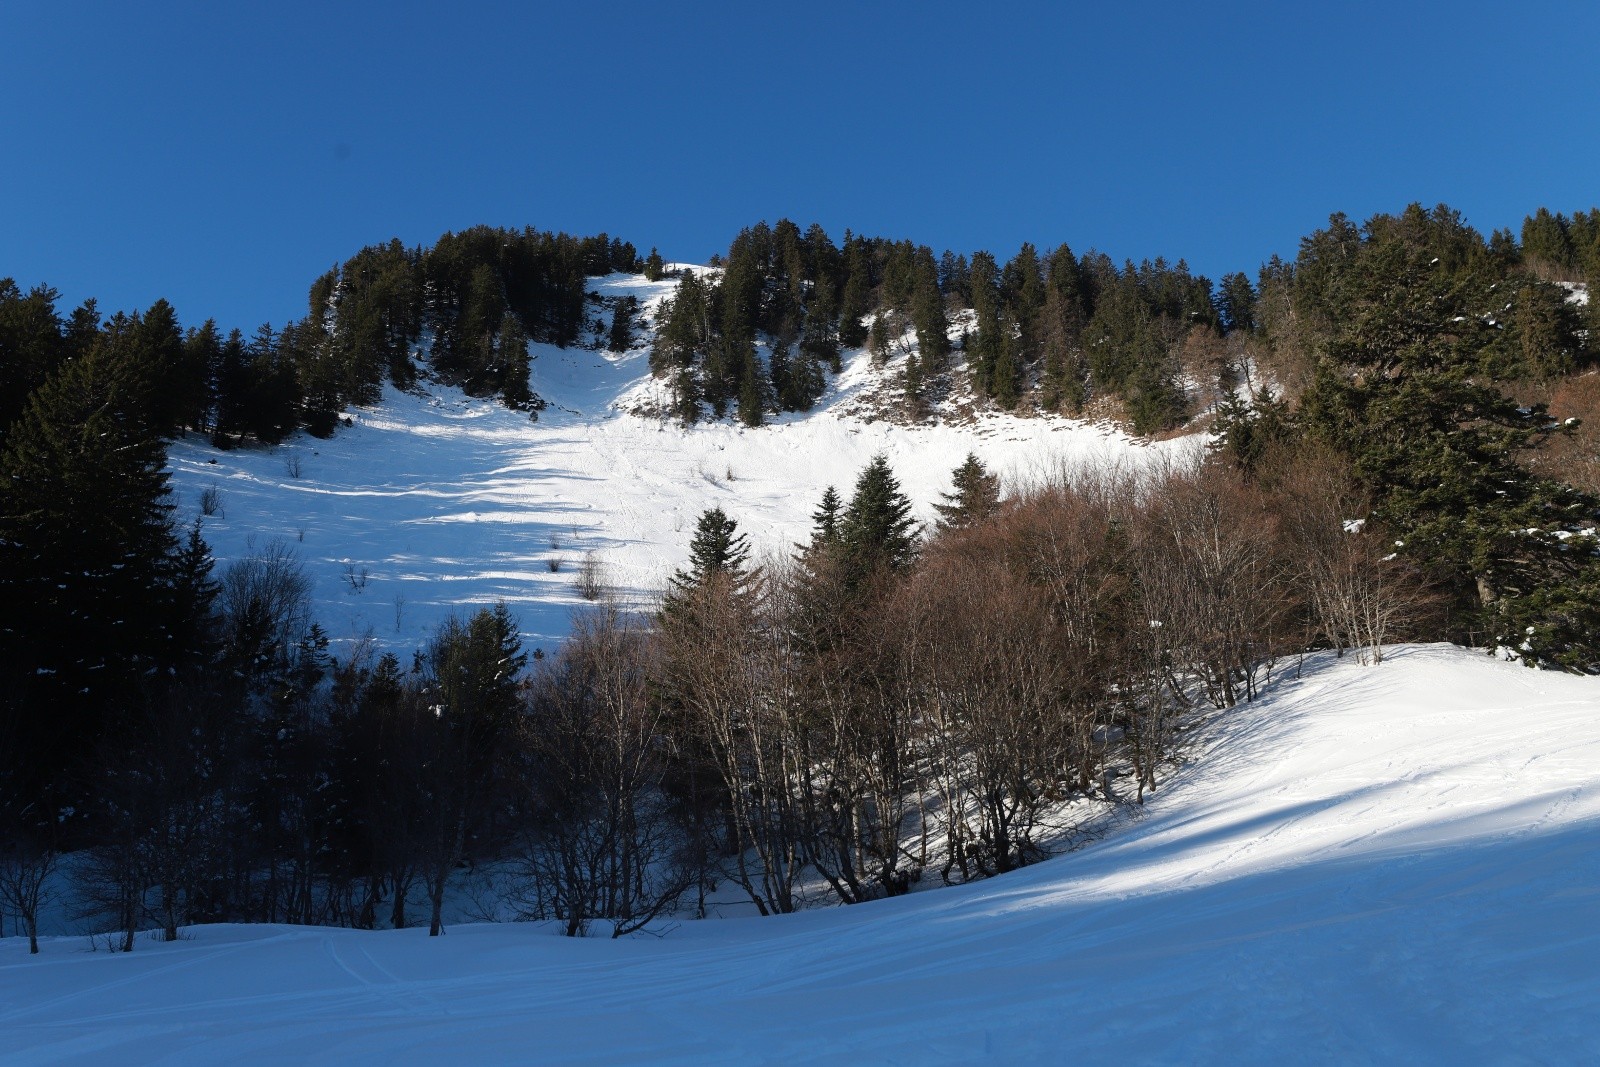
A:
165 272 1197 655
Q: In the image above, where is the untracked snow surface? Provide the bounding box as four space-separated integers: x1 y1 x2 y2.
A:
5 645 1599 1064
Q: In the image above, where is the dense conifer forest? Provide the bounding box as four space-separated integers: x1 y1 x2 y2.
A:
2 203 1598 946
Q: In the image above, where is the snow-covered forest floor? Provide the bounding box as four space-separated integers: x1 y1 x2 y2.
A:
5 644 1597 1063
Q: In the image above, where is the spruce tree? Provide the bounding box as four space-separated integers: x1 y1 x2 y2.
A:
667 507 755 611
1296 205 1600 668
1217 272 1257 334
934 453 1001 530
840 455 918 575
911 255 950 374
837 236 872 349
967 251 1003 397
0 281 66 439
868 315 892 366
0 337 186 790
607 296 636 353
991 333 1020 408
736 344 766 427
497 312 536 411
644 248 666 282
803 486 843 556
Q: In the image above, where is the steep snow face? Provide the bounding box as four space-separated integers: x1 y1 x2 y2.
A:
6 645 1598 1064
167 271 1200 653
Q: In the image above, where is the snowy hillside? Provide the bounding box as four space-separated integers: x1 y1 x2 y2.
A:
167 270 1199 653
6 644 1598 1064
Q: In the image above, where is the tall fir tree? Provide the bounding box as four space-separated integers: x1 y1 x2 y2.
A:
933 453 1002 530
840 455 919 576
666 507 756 612
0 337 190 795
497 312 536 411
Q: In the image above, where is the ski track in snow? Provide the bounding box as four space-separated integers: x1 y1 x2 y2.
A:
5 645 1599 1064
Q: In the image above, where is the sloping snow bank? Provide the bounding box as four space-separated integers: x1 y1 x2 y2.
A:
6 644 1598 1064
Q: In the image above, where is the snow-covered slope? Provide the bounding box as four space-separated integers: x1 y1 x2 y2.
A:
5 645 1598 1064
166 271 1199 653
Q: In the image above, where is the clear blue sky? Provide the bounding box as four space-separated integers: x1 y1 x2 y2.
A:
3 1 1596 332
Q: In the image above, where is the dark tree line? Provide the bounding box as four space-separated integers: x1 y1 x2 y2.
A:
648 219 1243 433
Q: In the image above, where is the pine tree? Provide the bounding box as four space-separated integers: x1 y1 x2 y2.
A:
991 333 1020 408
0 281 66 439
911 253 950 374
243 323 301 443
736 343 766 427
967 252 1003 397
210 328 252 445
667 507 756 612
643 248 665 282
840 455 918 575
182 321 223 432
607 296 637 353
1217 272 1257 334
1521 208 1576 276
1296 205 1600 668
803 486 843 556
1001 243 1045 370
868 315 892 366
128 299 189 435
497 312 537 411
837 236 872 349
934 453 1001 530
418 603 526 935
285 319 342 438
1209 388 1294 474
800 284 841 376
0 338 186 791
169 518 221 674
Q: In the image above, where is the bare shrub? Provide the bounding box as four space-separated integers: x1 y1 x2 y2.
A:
908 552 1072 874
218 538 312 672
1274 446 1440 664
656 569 803 915
0 824 57 954
198 484 223 518
574 552 607 601
341 562 371 594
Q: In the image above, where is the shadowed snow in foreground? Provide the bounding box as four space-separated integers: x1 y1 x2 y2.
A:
5 644 1598 1065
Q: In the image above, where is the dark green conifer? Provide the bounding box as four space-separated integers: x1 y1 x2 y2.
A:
0 338 186 786
607 296 636 353
806 486 843 553
934 453 1001 530
498 312 536 411
840 454 918 574
668 507 754 605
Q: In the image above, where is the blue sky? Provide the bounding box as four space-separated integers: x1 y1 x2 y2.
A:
3 1 1596 332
